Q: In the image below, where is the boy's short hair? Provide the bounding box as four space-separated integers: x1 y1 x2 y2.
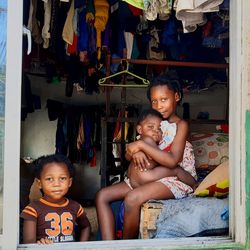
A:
137 109 163 126
33 154 75 179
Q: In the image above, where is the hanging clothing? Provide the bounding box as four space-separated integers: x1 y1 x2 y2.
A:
30 0 43 44
77 114 85 151
144 0 171 21
94 0 109 60
112 111 130 167
62 0 75 45
175 0 224 33
42 0 52 49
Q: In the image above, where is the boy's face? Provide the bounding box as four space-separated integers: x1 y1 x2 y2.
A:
36 163 72 204
137 115 162 142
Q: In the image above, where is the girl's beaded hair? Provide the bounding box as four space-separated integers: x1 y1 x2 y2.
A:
147 75 183 103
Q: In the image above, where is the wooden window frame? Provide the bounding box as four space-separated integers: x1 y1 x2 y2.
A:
1 0 249 249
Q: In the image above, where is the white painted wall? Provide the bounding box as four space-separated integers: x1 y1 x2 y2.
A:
21 102 57 159
181 85 228 120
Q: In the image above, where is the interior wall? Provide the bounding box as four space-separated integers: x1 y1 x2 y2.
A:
21 102 56 159
25 75 228 120
26 75 150 107
181 85 228 120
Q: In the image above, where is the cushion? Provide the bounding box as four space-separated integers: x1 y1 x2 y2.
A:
194 160 229 197
190 133 229 169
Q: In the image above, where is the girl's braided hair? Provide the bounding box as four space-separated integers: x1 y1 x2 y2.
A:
147 75 183 103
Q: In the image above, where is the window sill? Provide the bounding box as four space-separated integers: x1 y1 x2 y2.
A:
17 237 243 250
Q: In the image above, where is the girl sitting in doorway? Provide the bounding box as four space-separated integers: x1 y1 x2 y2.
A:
96 76 197 240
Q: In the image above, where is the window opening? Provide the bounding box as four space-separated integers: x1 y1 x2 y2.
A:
19 0 232 247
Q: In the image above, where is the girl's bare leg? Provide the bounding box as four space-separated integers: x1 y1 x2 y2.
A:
123 182 174 239
175 167 196 188
95 182 131 240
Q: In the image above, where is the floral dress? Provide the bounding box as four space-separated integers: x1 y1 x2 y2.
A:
157 120 197 199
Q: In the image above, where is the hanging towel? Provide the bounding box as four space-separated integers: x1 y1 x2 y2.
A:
62 0 74 45
124 32 134 59
175 0 224 33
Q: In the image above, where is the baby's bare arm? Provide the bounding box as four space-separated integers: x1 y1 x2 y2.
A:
147 166 196 188
128 163 177 187
139 166 177 183
140 136 159 169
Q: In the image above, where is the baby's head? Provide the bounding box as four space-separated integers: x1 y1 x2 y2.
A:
136 109 163 143
33 154 75 202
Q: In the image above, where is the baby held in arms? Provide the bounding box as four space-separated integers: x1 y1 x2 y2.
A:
125 109 196 189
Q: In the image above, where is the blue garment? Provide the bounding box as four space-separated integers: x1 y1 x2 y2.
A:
156 197 229 238
78 8 89 52
108 0 118 5
221 205 229 221
118 202 124 226
220 0 229 10
161 16 178 47
96 201 123 240
74 0 86 8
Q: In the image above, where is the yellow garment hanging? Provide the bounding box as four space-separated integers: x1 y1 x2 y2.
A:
94 0 109 60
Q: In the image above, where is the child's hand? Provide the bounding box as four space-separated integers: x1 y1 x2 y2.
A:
37 237 53 245
132 151 150 172
126 141 140 155
146 160 156 170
